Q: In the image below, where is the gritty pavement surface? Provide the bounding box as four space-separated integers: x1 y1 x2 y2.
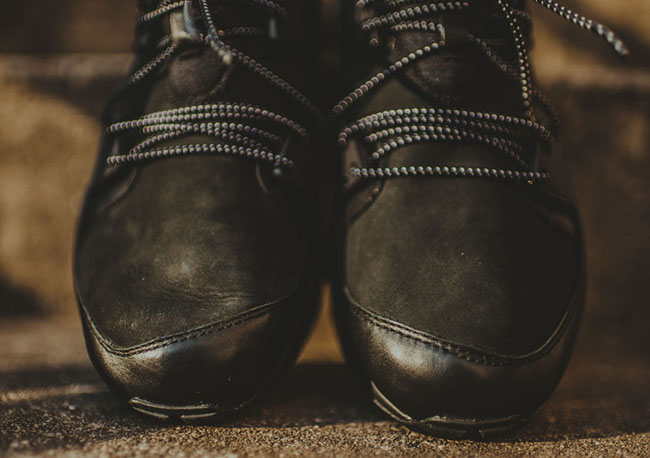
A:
1 2 650 455
1 293 649 457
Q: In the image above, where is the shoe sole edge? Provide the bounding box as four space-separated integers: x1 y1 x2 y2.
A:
371 381 531 439
128 397 236 423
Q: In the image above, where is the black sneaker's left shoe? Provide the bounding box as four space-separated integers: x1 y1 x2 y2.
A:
74 0 321 421
331 0 626 438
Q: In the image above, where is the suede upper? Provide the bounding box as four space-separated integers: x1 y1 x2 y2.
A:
333 0 588 432
336 0 582 358
345 173 579 356
74 0 321 414
76 156 307 349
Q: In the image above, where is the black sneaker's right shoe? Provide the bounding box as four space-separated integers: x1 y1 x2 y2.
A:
331 0 626 438
74 0 321 421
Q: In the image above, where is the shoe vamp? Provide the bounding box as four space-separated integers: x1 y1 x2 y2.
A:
76 155 306 349
345 170 580 357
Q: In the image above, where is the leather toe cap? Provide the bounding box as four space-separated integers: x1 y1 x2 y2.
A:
336 286 584 423
79 294 309 415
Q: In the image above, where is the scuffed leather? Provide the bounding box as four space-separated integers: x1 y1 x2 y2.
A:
76 156 307 348
336 117 585 422
74 0 321 410
79 270 318 409
345 175 580 356
335 269 584 420
334 2 587 423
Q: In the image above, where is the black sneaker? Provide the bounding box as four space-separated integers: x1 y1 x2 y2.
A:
74 0 321 421
332 0 626 438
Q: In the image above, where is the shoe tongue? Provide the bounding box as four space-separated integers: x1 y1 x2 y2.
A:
385 4 527 116
146 0 310 114
186 0 302 35
350 3 536 172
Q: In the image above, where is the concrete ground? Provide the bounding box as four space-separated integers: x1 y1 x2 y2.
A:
1 1 650 456
0 289 649 457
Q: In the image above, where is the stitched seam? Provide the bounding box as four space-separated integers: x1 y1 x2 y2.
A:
375 383 525 425
81 300 284 357
346 287 581 367
349 304 505 366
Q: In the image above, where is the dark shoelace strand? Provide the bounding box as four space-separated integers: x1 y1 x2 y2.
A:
333 0 627 183
105 0 320 171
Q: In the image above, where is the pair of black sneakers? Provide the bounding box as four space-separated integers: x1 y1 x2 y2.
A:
74 0 625 438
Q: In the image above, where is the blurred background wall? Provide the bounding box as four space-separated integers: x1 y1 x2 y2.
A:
0 0 648 344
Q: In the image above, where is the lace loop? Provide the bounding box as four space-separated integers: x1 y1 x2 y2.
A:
106 0 317 172
334 0 627 183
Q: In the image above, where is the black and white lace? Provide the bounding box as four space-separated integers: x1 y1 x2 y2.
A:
105 0 319 170
333 0 627 183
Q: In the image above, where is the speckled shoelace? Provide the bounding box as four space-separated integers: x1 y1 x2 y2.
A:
333 0 628 183
105 0 319 171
